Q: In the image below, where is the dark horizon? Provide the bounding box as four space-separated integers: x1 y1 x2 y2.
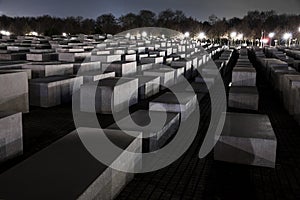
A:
0 0 299 21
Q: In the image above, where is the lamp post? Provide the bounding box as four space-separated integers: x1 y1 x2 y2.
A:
268 32 275 46
298 27 300 45
283 33 292 47
230 32 237 46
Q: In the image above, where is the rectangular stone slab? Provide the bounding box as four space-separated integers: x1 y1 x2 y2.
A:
214 112 277 168
149 92 197 121
143 69 175 90
134 75 160 99
171 59 192 80
29 75 83 107
80 77 138 114
91 54 121 62
0 128 141 200
80 71 116 84
282 75 300 114
102 61 137 77
0 71 29 113
108 110 180 152
228 86 259 110
140 57 164 64
0 112 23 163
232 67 256 86
23 62 73 78
26 53 58 62
73 61 101 74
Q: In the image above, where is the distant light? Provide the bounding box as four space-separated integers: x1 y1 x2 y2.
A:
268 32 275 38
298 27 300 32
62 32 67 37
198 32 206 40
184 32 190 38
125 33 131 38
0 30 10 36
230 32 237 39
136 33 141 38
262 38 269 44
27 31 38 36
237 33 243 40
161 34 165 39
283 33 292 40
141 31 147 37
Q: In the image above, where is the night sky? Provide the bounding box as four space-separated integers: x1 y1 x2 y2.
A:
0 0 299 20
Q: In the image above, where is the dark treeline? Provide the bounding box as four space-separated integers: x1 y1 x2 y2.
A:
0 9 299 40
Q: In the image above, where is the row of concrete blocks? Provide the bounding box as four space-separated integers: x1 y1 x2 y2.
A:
229 50 259 111
215 49 277 168
0 72 203 199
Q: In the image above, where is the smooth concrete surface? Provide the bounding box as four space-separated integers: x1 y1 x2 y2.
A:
0 71 29 113
0 112 23 163
108 110 180 152
80 77 138 114
228 86 259 110
149 92 197 121
214 112 277 168
0 128 141 200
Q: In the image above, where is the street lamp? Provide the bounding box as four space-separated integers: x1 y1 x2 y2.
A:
184 32 190 38
230 32 237 46
125 33 131 38
198 32 206 39
268 32 275 46
142 31 147 38
0 30 10 36
283 33 292 46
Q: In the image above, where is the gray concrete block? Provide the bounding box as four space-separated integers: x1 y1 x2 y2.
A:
108 110 180 152
214 112 277 168
102 61 137 77
73 61 101 74
0 71 29 113
143 68 175 90
228 86 259 110
232 67 256 86
149 92 197 121
0 128 141 200
134 75 160 99
23 62 74 78
80 77 138 114
29 75 83 107
81 71 115 84
0 112 23 163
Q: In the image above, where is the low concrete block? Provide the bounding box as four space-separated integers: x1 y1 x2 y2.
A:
108 110 180 152
29 75 83 107
0 112 23 163
0 128 141 200
149 92 197 121
0 71 29 113
80 77 138 114
228 86 259 110
214 112 277 168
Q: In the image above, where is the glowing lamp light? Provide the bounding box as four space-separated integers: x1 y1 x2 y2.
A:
62 32 67 37
0 30 10 36
262 38 269 44
198 32 206 40
283 33 292 40
125 33 131 38
184 32 190 38
237 33 244 40
141 31 147 38
268 32 275 38
230 32 237 38
161 34 165 39
28 31 38 36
